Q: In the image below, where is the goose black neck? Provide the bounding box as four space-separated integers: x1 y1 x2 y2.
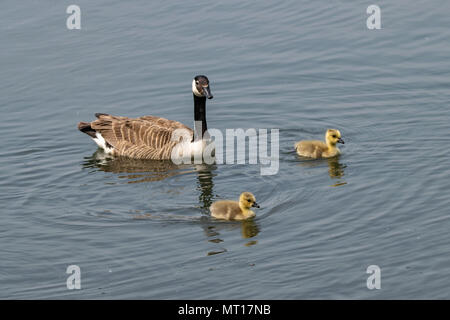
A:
193 94 207 141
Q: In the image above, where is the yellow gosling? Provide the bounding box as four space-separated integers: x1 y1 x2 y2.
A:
210 192 260 221
295 129 344 159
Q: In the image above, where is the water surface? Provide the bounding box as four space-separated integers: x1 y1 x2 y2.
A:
1 0 450 299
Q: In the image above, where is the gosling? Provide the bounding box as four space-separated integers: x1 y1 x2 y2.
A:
210 192 260 221
295 129 344 159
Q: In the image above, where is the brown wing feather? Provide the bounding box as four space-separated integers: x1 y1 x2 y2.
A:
90 114 193 160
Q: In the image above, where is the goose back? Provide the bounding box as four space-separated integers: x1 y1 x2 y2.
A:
90 113 193 160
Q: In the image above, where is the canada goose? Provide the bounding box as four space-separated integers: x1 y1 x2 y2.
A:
78 75 213 160
210 192 260 221
295 129 344 158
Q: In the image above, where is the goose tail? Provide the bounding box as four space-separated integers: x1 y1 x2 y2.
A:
78 121 96 138
78 120 115 154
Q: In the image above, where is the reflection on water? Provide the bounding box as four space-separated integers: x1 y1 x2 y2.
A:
241 219 260 239
202 218 261 255
82 150 195 183
195 164 217 213
298 156 347 186
83 151 217 205
203 218 260 240
207 248 227 256
327 157 347 187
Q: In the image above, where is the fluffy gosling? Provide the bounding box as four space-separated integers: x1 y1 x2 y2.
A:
210 192 260 221
295 129 344 159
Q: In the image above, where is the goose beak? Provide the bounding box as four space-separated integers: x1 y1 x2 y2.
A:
252 202 260 208
203 86 213 99
338 137 345 144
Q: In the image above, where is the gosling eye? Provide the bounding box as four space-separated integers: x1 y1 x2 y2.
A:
247 199 252 203
332 135 337 138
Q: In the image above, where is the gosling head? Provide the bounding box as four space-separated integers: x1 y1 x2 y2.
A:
192 75 213 99
326 129 344 146
239 192 260 209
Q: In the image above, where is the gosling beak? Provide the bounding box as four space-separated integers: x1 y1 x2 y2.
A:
338 137 345 144
203 86 213 99
252 202 260 208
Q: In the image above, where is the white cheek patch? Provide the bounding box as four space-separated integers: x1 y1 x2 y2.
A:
192 79 203 97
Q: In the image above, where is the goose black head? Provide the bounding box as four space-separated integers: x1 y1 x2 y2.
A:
192 75 213 99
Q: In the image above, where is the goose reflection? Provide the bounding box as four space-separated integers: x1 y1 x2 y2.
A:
82 150 195 183
298 155 347 184
195 164 216 213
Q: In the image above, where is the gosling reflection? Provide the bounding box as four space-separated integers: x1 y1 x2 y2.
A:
204 219 260 239
326 156 346 179
298 155 347 183
241 219 260 239
202 218 261 254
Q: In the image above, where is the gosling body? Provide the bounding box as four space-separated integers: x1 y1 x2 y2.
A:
295 129 344 159
210 192 260 221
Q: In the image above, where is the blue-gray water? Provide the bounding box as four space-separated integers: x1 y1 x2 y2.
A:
1 0 450 299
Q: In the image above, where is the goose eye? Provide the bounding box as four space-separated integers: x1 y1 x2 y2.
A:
195 81 199 84
332 135 337 138
247 199 252 202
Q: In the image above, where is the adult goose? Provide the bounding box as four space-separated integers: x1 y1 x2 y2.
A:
78 75 213 160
